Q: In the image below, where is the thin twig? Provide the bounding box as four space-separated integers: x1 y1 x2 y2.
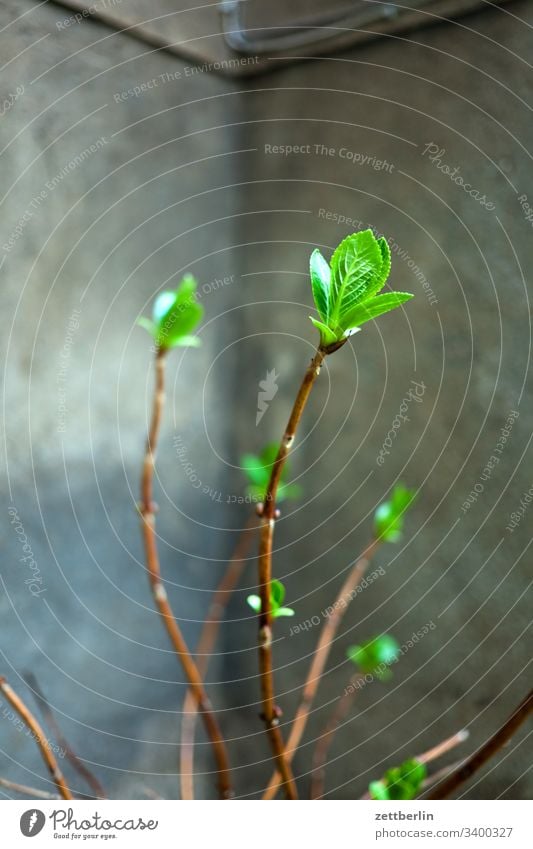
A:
428 689 533 799
310 671 364 799
0 677 73 800
418 759 465 796
139 348 232 800
360 731 470 798
418 729 469 765
263 538 379 799
257 346 325 800
24 672 106 799
180 514 258 800
0 776 60 800
312 692 469 799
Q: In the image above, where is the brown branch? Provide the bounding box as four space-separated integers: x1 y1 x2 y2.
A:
0 677 73 800
428 689 533 799
139 348 232 800
360 731 470 798
311 673 468 800
418 729 469 765
0 776 60 800
263 538 379 799
180 513 258 800
24 673 106 799
361 760 467 801
257 346 326 800
310 671 364 799
418 759 464 795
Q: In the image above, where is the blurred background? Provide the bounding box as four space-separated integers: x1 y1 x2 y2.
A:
1 0 531 800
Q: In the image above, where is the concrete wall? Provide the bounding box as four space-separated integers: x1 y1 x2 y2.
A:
1 0 531 799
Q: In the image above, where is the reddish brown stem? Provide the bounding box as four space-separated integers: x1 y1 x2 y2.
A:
359 730 469 798
257 347 326 799
0 776 60 800
180 514 258 800
25 673 106 799
418 759 464 795
418 729 469 765
263 538 379 800
428 689 533 799
310 671 364 798
140 348 232 800
0 677 73 800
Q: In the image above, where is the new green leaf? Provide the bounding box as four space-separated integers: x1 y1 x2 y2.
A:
368 780 388 800
310 249 331 323
329 230 382 323
347 634 400 680
309 317 339 349
246 579 295 619
308 230 413 352
338 292 413 332
138 274 203 350
374 484 416 543
369 758 427 801
241 443 302 504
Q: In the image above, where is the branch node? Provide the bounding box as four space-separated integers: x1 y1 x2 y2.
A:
153 582 168 603
259 712 280 728
259 625 272 649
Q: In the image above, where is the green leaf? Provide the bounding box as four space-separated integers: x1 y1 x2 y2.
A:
347 634 400 677
391 484 417 514
137 316 157 339
245 484 267 502
385 759 426 800
309 316 339 349
339 292 413 332
369 780 389 800
246 580 295 618
369 759 427 801
259 443 279 468
401 759 426 789
388 779 413 801
329 230 382 324
241 453 269 488
274 606 295 618
374 635 400 667
172 335 202 348
374 484 416 543
270 579 285 609
241 443 301 504
139 275 204 350
153 291 178 324
156 275 203 350
307 230 412 352
310 249 331 322
362 237 392 303
374 237 392 294
246 594 261 613
279 482 303 502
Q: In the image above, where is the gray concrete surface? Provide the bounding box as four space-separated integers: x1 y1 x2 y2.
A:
0 0 531 800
